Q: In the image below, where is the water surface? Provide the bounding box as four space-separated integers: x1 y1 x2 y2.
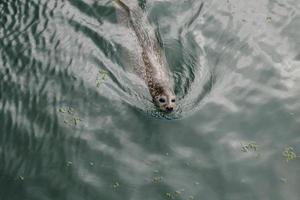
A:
1 0 300 200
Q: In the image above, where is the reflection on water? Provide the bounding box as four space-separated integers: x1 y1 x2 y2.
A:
0 0 300 200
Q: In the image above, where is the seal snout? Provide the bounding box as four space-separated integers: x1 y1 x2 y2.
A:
165 106 174 112
155 95 176 113
153 86 176 113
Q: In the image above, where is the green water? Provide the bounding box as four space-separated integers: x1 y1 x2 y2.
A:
0 0 299 199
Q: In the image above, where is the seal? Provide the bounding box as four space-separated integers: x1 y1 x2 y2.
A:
114 0 176 112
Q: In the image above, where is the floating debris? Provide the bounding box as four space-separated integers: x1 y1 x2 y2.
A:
188 196 195 200
18 176 24 181
96 70 108 88
194 181 200 185
58 108 67 113
266 16 272 22
66 161 73 167
280 177 288 183
58 107 75 115
89 162 94 166
165 189 185 199
241 142 258 152
282 146 297 162
67 107 75 115
73 117 82 126
241 142 261 158
175 190 182 196
152 176 163 183
58 107 82 127
64 117 82 126
112 182 120 189
165 192 172 198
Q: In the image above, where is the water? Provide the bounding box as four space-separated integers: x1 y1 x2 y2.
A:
0 0 299 199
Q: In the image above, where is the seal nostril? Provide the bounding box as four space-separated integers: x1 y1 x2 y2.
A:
166 107 173 111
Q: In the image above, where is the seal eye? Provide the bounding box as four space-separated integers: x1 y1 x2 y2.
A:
171 99 175 103
159 98 166 103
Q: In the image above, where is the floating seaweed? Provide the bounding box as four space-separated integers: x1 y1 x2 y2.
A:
112 182 120 189
58 108 67 113
241 142 258 152
67 107 75 115
165 189 185 199
175 189 183 196
96 70 108 88
165 192 172 199
152 176 163 183
282 146 297 162
73 117 82 126
58 107 82 127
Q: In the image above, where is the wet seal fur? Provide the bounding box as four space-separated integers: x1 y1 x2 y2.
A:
114 0 176 112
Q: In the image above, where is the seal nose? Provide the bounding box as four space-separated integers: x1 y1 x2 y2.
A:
166 106 173 112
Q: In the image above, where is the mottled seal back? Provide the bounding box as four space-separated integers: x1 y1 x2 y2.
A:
114 0 176 111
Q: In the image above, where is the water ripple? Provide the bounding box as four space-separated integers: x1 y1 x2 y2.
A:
1 0 300 199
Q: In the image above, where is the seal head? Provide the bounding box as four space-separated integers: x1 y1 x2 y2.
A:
151 84 176 112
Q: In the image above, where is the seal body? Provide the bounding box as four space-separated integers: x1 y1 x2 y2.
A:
115 0 176 111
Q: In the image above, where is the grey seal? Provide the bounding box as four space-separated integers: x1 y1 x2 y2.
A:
114 0 176 112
